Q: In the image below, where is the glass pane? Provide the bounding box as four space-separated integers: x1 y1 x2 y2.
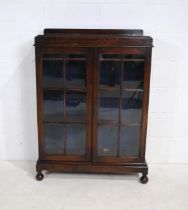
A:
44 124 64 154
121 91 143 124
66 91 86 122
43 90 64 121
66 125 86 155
99 89 120 123
42 60 64 87
119 125 140 157
122 61 144 89
65 60 86 88
99 57 121 88
98 125 118 156
101 54 121 59
65 54 86 59
43 53 62 59
123 54 145 59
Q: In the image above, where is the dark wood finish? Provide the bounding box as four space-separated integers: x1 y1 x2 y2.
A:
35 36 152 48
35 29 153 183
36 47 92 162
44 28 144 36
140 174 149 184
92 47 149 164
37 160 148 173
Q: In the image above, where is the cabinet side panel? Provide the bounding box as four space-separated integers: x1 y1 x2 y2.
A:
35 46 45 160
140 48 152 159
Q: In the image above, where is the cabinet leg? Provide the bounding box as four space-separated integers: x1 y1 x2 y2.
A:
140 173 148 184
36 171 44 181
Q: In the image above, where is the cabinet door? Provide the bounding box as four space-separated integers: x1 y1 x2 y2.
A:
36 48 92 161
92 48 150 163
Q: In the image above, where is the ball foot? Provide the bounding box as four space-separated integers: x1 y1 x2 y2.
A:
140 174 148 184
36 172 44 181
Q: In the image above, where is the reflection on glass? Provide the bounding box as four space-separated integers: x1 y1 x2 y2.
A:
44 124 64 154
99 60 121 88
66 125 86 155
119 125 140 157
101 54 121 59
123 54 145 59
66 91 86 122
43 53 62 59
98 125 118 156
99 89 120 123
121 91 143 124
122 62 144 89
65 54 86 59
65 61 86 88
96 54 144 159
43 91 64 121
43 60 63 87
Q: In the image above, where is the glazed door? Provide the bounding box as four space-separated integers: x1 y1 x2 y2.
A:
37 48 92 161
93 48 149 163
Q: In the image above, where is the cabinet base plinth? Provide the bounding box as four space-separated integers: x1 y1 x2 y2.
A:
36 160 148 183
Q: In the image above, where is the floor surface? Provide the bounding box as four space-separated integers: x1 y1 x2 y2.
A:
0 161 188 210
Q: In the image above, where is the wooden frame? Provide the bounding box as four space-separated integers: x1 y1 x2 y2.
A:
92 47 150 164
35 29 153 184
36 47 93 162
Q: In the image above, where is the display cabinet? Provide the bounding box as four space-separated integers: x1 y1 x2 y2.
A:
35 29 153 183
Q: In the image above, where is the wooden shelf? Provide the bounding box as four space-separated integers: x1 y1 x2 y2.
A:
100 58 145 62
43 58 86 61
43 87 86 92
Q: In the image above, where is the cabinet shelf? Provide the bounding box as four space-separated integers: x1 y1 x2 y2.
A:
98 121 141 126
43 58 86 61
99 87 144 92
43 87 86 92
43 121 86 125
99 58 145 62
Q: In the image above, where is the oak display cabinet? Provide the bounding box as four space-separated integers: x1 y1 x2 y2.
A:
35 29 153 183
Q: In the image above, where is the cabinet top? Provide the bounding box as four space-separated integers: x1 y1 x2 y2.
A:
43 28 144 36
35 28 153 47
